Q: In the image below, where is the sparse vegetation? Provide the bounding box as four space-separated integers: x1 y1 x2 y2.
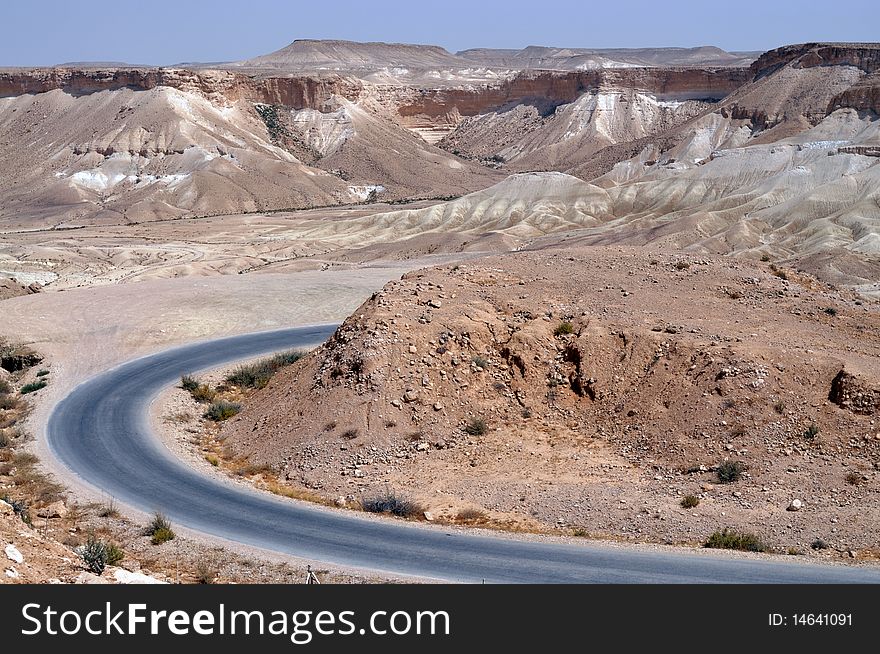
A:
464 416 488 436
823 307 838 317
456 507 487 523
190 383 217 404
194 559 217 584
674 260 691 270
225 350 305 389
145 513 176 545
81 536 109 575
205 454 220 466
98 500 119 518
811 538 829 551
323 420 337 432
471 356 489 369
36 369 50 377
341 428 359 440
716 461 747 484
20 380 47 394
803 423 820 441
681 494 700 509
769 264 788 280
180 374 199 392
0 379 11 394
773 400 787 414
361 492 424 518
554 321 575 336
204 400 241 422
760 254 771 262
845 471 863 486
705 528 768 553
1 495 31 524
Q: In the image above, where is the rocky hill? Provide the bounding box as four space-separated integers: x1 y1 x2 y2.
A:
221 247 880 555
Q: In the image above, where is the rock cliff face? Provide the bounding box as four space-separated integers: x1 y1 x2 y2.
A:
0 67 363 109
392 67 751 129
751 43 880 79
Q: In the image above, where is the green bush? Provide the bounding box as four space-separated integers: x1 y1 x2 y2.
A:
716 461 747 484
36 370 50 377
81 536 109 575
151 527 175 545
106 542 124 566
705 528 768 553
803 423 820 441
554 321 575 336
361 492 423 518
190 384 216 404
20 380 48 395
464 417 487 436
205 400 241 422
225 350 305 389
145 512 176 544
180 374 199 392
681 495 700 509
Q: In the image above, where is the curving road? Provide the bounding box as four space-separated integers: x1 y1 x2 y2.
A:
47 326 880 583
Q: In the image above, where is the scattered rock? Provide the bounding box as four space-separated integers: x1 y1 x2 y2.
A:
787 499 804 512
4 544 23 564
37 500 68 519
112 568 167 584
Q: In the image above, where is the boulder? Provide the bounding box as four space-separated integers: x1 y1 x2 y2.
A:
787 499 804 512
4 543 23 564
112 568 167 584
37 500 68 519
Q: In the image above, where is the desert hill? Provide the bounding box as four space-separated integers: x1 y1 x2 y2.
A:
220 247 880 553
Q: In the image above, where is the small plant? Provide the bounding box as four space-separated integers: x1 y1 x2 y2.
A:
225 350 305 389
716 461 747 484
194 560 217 584
769 264 788 280
803 423 820 441
674 260 691 270
106 542 124 566
36 370 50 377
0 395 19 410
81 536 109 575
464 417 487 436
823 307 838 317
205 454 220 466
205 400 241 422
845 471 863 486
323 421 337 432
456 507 487 523
190 384 216 404
572 528 590 537
760 254 771 262
20 380 48 395
361 492 424 519
554 321 575 336
180 374 199 392
0 379 11 394
341 428 359 440
705 528 768 553
787 547 803 556
773 400 787 414
98 499 119 518
146 512 175 545
811 538 828 551
681 494 700 509
471 356 489 370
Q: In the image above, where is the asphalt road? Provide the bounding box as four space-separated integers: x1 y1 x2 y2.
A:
46 326 880 583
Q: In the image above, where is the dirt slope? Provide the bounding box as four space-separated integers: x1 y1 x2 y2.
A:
221 247 880 555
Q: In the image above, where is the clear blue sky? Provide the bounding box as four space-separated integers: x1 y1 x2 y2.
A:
3 0 878 66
